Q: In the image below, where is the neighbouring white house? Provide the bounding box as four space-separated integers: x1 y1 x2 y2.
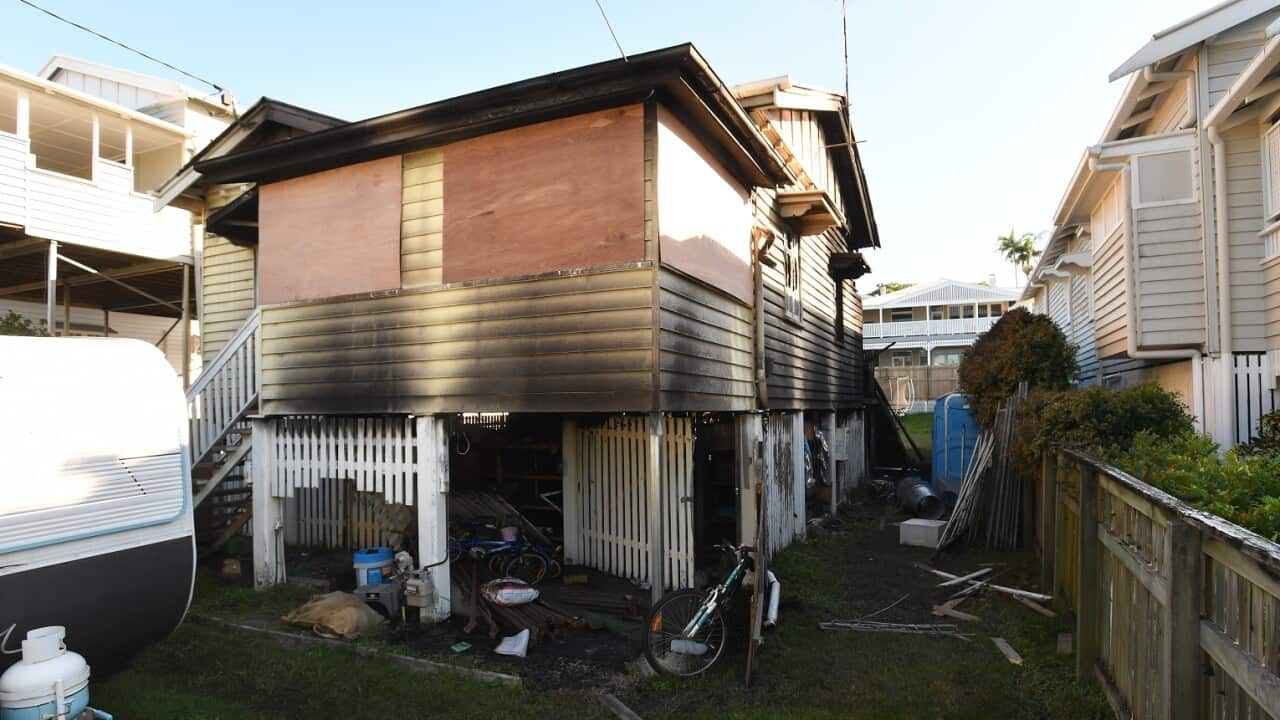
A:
0 56 236 380
1022 0 1280 446
865 278 1020 411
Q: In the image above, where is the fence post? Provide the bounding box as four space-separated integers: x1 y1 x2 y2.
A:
1163 520 1204 720
1076 462 1099 680
1040 450 1057 595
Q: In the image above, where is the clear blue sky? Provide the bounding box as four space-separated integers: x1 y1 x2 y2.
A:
3 0 1212 291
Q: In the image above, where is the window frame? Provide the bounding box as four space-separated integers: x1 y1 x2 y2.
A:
1263 120 1280 223
782 232 803 324
1131 148 1197 210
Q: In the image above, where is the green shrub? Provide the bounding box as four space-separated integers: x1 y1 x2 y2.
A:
1104 432 1280 541
957 308 1076 428
0 310 45 337
1242 409 1280 455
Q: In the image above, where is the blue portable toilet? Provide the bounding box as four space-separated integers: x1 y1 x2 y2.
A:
932 394 980 510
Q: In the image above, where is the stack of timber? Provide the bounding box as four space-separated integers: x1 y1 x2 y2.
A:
937 387 1026 551
453 561 588 646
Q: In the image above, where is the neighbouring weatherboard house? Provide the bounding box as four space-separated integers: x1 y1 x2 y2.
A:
0 55 236 379
168 44 881 617
1023 0 1280 446
864 278 1019 412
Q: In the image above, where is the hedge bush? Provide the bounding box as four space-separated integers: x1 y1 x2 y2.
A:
957 308 1076 428
1104 432 1280 541
1020 383 1280 541
1015 383 1195 470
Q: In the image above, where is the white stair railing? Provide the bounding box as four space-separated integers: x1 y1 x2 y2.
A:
186 308 260 467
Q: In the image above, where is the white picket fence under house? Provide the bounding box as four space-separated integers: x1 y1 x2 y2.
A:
562 415 696 591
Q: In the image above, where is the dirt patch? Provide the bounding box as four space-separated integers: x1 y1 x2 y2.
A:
395 613 640 691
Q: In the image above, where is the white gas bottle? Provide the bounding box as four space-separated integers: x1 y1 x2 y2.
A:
0 627 91 720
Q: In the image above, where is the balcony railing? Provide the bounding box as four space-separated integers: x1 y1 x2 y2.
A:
0 131 191 261
864 315 999 339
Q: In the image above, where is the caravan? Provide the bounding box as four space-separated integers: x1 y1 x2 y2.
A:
0 337 194 672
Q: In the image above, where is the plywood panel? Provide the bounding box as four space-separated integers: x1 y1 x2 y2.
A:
258 156 402 305
657 106 753 304
442 105 644 283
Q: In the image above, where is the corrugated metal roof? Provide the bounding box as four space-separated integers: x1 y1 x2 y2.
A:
864 278 1022 309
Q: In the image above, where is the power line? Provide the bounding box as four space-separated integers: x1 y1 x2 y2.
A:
592 0 627 63
15 0 224 92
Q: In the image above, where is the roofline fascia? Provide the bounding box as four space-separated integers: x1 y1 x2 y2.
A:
194 44 790 188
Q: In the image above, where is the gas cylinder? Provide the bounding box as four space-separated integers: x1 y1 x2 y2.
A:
0 627 90 720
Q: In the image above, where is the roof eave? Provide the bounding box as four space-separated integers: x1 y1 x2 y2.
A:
196 44 791 189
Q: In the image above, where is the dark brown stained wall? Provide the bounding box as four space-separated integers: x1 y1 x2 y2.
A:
258 156 402 305
657 268 755 411
257 264 657 415
754 189 864 409
442 105 645 284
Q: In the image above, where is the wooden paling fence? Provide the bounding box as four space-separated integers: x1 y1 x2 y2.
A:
565 416 695 590
1040 448 1280 720
270 416 419 549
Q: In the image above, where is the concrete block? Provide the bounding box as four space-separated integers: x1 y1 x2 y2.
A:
899 519 946 549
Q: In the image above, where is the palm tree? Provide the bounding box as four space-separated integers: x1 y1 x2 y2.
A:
996 229 1040 286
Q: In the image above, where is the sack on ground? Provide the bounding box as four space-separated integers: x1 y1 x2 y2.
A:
282 591 386 639
481 578 540 607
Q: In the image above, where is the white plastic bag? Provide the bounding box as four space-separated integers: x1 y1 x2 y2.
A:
494 629 530 658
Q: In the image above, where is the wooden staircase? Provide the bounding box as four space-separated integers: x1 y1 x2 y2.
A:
186 309 260 556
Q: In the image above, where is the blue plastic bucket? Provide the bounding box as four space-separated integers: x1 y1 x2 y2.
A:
352 547 394 587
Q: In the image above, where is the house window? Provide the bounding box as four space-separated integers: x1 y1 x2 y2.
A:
890 351 915 367
783 233 802 323
933 349 963 367
1264 121 1280 225
977 305 989 318
889 308 913 322
1133 150 1195 208
930 307 944 321
991 303 1004 317
947 306 960 320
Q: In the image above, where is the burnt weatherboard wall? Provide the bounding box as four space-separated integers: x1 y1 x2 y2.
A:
257 264 658 415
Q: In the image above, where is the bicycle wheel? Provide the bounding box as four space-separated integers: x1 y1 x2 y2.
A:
644 589 728 677
504 551 548 584
488 552 508 576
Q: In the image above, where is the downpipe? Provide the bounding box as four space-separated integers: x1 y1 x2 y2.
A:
1207 126 1235 446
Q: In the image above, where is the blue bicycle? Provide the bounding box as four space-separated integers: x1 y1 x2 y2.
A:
447 536 560 584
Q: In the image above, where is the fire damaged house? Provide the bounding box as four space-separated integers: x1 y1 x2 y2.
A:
174 45 880 618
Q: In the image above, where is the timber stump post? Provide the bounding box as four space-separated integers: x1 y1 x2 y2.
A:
1076 462 1099 680
1163 520 1203 720
251 416 282 590
647 413 665 606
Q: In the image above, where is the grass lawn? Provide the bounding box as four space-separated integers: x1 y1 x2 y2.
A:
897 411 933 459
95 504 1106 719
